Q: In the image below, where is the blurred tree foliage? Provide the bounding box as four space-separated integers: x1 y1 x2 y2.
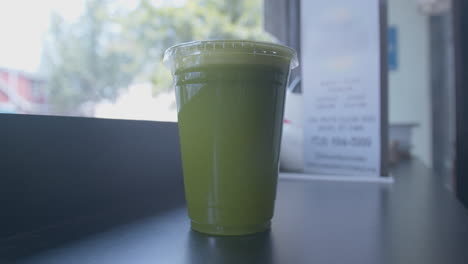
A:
42 0 273 115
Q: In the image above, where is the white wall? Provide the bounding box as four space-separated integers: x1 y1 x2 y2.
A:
388 0 432 167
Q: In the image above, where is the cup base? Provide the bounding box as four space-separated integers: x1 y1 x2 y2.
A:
191 220 271 236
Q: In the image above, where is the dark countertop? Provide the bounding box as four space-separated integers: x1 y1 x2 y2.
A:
17 160 468 264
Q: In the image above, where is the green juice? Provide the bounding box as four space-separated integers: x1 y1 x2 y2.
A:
165 40 297 235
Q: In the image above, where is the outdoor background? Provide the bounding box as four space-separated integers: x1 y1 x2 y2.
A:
0 0 272 121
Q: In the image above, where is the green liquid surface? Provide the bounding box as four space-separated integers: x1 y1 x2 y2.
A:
176 63 289 235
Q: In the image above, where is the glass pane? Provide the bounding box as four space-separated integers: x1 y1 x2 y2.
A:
0 0 272 121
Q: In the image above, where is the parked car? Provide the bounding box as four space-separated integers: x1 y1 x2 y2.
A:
280 77 304 172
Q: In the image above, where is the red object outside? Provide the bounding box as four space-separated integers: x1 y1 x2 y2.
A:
0 69 46 104
0 71 8 83
0 91 9 102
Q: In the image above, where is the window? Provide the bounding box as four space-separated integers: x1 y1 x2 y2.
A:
0 0 271 121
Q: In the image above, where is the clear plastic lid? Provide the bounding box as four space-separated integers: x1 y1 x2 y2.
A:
163 40 298 72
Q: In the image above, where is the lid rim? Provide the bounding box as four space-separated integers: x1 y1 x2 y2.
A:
164 40 298 69
166 40 296 54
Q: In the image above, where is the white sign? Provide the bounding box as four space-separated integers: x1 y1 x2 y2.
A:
301 0 383 176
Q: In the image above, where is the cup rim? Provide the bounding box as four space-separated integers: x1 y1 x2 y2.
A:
163 40 298 69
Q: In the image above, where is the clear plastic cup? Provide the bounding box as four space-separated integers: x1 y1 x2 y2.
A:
164 40 298 235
